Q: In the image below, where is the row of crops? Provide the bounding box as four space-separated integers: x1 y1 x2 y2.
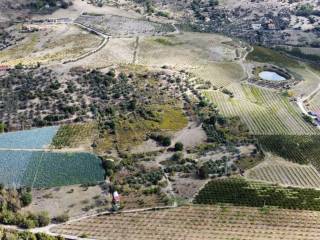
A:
194 178 320 211
257 135 320 169
52 205 320 240
204 83 319 135
246 161 320 188
0 126 59 149
0 150 105 188
51 123 96 148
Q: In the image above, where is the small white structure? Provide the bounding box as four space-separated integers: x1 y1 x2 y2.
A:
252 24 262 30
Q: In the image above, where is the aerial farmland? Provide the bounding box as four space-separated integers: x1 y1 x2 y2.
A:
0 0 320 239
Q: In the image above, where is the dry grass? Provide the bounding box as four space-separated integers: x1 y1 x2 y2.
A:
0 24 101 66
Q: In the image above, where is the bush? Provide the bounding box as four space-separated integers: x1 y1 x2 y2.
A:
20 192 32 207
162 136 171 146
171 152 183 161
102 159 115 176
53 213 69 223
198 165 209 179
37 212 50 227
174 142 184 151
150 134 171 147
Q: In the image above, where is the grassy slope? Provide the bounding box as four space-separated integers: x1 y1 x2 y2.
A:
246 46 301 68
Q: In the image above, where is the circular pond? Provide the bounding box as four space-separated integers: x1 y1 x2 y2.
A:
259 71 287 81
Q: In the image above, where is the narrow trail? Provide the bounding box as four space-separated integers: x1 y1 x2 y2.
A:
132 36 139 64
296 69 320 119
238 44 253 82
63 36 109 64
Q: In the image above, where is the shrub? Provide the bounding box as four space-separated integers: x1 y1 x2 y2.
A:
174 142 184 151
150 134 171 147
37 212 50 227
102 159 115 176
20 192 32 207
53 213 69 223
198 165 209 179
171 152 183 161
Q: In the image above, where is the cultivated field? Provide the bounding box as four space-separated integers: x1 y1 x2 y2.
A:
245 158 320 188
205 83 319 135
257 135 320 169
52 204 320 240
52 123 98 149
194 178 320 211
0 125 105 188
0 126 58 149
0 150 104 188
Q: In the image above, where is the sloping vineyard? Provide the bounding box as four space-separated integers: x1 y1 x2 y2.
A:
204 84 319 135
246 160 320 188
52 205 320 240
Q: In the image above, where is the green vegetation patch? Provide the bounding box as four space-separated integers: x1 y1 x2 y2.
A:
114 104 187 151
257 135 320 169
52 123 98 148
247 46 301 68
157 105 188 131
194 177 320 211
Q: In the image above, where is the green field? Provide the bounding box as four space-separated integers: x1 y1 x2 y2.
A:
0 150 105 188
25 152 105 188
194 177 320 211
52 123 98 148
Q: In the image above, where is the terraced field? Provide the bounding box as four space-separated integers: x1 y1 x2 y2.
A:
205 83 319 135
245 159 320 188
52 205 320 240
